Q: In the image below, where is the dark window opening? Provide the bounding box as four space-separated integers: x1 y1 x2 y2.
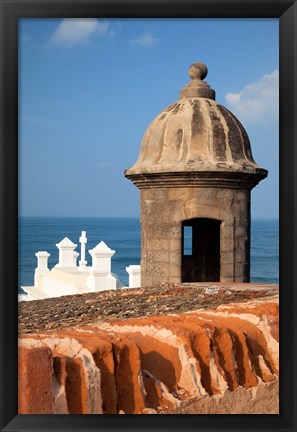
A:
182 218 221 282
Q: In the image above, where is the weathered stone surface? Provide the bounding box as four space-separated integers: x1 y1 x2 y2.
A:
18 343 54 414
18 283 278 334
125 63 267 287
139 187 251 286
18 284 278 414
19 335 103 414
125 97 266 177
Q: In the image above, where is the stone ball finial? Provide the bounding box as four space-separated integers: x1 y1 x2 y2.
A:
180 61 215 100
188 62 208 81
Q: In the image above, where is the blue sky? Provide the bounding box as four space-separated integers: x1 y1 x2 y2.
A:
19 18 279 218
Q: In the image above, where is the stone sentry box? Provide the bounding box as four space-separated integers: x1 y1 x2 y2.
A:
125 62 268 286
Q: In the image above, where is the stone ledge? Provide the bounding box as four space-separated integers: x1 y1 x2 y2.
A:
18 283 278 414
18 282 278 334
125 171 267 190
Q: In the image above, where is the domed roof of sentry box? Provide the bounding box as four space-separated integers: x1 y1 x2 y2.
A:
125 62 268 185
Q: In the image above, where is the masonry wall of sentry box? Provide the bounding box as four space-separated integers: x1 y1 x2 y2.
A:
125 62 268 286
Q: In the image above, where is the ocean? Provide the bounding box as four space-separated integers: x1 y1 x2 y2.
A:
18 217 279 292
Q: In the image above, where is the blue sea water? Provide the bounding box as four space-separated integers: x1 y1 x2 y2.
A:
18 217 279 292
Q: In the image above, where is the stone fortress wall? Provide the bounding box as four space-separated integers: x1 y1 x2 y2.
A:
140 187 251 286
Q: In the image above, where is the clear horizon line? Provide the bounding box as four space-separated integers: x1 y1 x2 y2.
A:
18 215 279 220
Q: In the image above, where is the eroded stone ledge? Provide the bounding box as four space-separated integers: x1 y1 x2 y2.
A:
18 283 279 414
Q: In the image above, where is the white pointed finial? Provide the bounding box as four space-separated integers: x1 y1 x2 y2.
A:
89 241 115 272
55 237 77 268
